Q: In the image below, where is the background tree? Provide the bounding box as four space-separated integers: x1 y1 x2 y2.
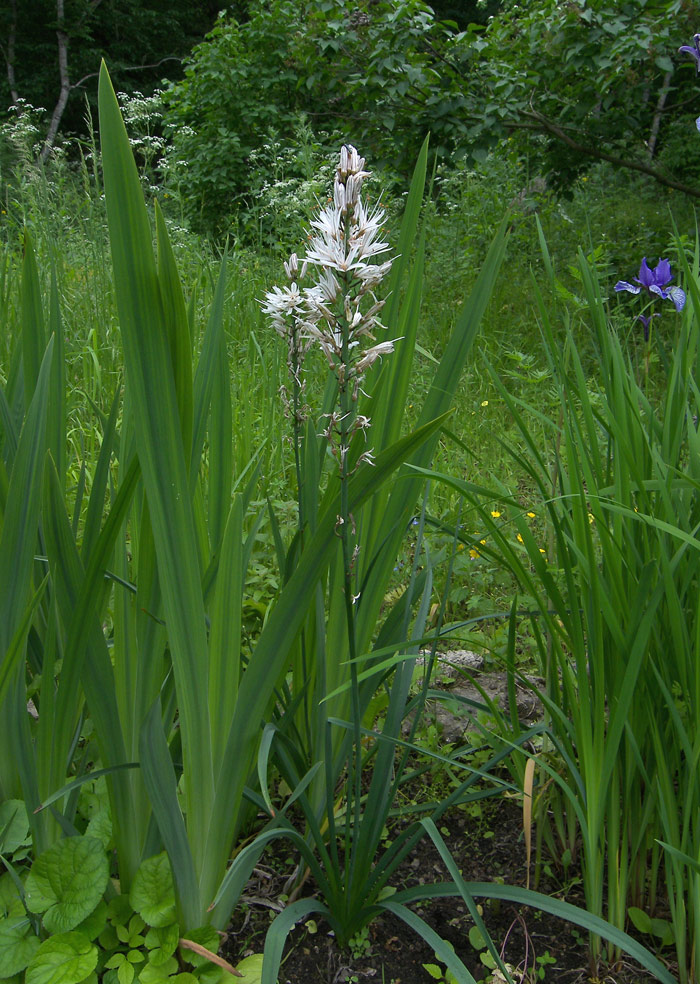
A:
162 0 465 233
162 0 700 238
445 0 700 195
0 0 219 155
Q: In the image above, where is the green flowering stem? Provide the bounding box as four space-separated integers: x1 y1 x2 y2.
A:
330 269 361 884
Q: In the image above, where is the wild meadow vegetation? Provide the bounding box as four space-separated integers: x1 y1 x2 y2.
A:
2 2 700 984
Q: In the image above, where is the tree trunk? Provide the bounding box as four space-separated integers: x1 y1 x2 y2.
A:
647 69 672 159
5 0 19 104
40 0 71 161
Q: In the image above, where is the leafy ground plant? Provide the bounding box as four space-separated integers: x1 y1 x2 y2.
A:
0 837 239 983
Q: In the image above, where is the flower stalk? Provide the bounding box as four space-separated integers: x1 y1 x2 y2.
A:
262 144 397 866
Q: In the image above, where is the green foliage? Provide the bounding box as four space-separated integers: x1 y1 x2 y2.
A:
129 856 176 930
162 0 454 235
448 0 700 191
24 933 97 984
2 25 700 984
421 233 700 981
0 838 231 984
25 838 108 934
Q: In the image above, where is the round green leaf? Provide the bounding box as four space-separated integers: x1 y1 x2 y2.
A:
0 802 30 855
144 922 179 966
85 810 112 851
178 926 219 968
74 899 108 943
129 855 175 928
0 915 40 977
235 953 263 984
25 838 108 934
24 931 97 984
0 875 24 919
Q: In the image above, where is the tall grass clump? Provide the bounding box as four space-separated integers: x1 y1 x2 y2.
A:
421 226 700 982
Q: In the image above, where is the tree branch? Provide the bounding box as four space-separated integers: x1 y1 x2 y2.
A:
71 56 183 92
517 108 700 199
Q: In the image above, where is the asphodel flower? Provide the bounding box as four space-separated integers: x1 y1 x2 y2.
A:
303 145 398 401
262 143 399 462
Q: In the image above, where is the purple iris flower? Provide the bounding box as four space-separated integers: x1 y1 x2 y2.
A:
679 34 700 72
614 257 686 312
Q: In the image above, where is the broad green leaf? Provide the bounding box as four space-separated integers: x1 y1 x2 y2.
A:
25 837 108 934
0 915 40 977
0 875 23 919
144 923 179 965
117 959 134 984
24 932 97 984
178 926 220 968
85 810 112 851
0 801 29 855
129 854 176 928
235 953 263 984
73 900 108 943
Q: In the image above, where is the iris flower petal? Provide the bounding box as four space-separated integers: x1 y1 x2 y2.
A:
614 281 641 294
636 257 654 287
679 34 700 72
667 286 686 312
652 258 672 285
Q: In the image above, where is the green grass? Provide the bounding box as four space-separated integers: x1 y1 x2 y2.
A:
1 147 696 620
